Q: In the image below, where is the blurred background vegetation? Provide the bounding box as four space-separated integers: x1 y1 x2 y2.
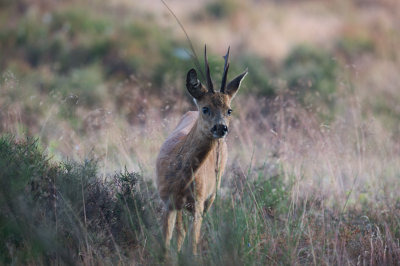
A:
1 0 400 264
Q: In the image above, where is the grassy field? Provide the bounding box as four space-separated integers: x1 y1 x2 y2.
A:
1 0 400 264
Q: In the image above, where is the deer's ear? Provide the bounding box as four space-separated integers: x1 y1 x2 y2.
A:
186 69 208 99
225 69 248 99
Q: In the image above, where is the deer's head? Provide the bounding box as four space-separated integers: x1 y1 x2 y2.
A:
186 46 247 139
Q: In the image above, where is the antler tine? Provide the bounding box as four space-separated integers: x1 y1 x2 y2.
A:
204 45 214 93
220 46 230 93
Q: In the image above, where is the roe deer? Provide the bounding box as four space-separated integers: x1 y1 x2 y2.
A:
156 46 247 254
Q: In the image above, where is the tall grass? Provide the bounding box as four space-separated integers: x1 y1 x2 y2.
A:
1 0 400 264
0 136 162 264
1 134 399 264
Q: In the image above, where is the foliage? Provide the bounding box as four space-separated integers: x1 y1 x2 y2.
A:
53 64 106 109
1 0 400 264
1 133 400 264
283 45 338 120
284 45 337 104
336 35 375 60
205 0 239 20
0 136 158 264
238 54 275 97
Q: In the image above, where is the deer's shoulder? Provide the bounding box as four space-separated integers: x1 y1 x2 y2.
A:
172 111 198 135
158 111 198 158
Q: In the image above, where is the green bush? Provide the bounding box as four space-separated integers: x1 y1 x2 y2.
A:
238 54 275 97
0 136 157 264
53 64 106 108
51 8 112 37
205 0 238 19
0 136 67 264
283 45 338 118
151 43 192 88
284 45 337 98
336 36 374 60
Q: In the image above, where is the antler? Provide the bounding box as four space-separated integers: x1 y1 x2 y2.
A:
204 45 215 93
220 46 230 93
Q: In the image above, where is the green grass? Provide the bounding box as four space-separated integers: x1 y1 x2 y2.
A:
1 1 400 265
1 135 399 264
0 136 160 264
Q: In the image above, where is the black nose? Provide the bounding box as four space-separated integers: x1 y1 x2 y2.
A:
211 124 228 138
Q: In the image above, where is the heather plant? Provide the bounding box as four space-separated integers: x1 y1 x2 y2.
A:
0 136 158 264
283 45 338 115
0 0 400 264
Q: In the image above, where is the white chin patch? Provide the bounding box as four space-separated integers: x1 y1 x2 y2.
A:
212 133 227 139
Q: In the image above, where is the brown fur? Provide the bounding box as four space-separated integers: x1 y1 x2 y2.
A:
157 110 228 204
156 51 247 255
156 109 227 253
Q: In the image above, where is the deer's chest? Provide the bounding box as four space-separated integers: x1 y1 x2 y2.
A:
186 141 227 199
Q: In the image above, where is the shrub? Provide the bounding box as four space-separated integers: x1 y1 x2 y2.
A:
51 8 112 37
53 64 106 108
0 136 68 264
283 45 338 112
205 0 238 19
238 54 275 97
0 135 157 264
335 35 374 60
151 43 192 89
111 168 159 249
282 46 339 120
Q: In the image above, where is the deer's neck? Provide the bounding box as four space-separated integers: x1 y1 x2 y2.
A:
180 119 216 175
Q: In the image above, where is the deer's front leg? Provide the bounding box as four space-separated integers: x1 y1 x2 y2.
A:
192 201 204 255
163 207 177 251
204 193 216 214
176 209 186 252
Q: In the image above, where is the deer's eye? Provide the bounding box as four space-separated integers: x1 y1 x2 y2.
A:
227 109 233 116
202 107 209 115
